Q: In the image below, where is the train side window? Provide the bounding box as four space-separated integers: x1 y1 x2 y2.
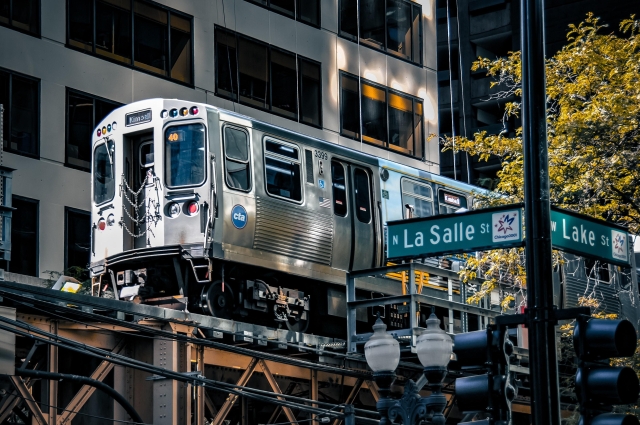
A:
331 161 347 217
353 168 371 223
401 178 433 218
438 190 468 214
223 126 251 191
264 138 302 202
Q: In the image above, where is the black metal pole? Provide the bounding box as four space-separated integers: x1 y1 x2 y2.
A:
520 0 560 425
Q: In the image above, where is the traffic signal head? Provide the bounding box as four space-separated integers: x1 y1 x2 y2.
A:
574 318 640 425
574 319 637 360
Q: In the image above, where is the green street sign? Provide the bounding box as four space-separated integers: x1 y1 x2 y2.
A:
550 207 630 266
387 204 525 260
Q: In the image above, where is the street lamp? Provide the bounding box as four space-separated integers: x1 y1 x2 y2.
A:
364 310 453 425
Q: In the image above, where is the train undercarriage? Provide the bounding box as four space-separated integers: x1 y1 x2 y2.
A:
92 246 312 333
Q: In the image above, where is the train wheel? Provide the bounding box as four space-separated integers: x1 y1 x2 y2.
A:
285 316 309 333
201 281 234 319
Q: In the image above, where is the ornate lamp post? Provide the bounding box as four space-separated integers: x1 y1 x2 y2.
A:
364 310 453 425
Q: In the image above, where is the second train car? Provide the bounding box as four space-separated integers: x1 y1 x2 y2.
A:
89 99 482 334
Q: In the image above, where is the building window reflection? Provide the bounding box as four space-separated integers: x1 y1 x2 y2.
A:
339 71 424 159
0 0 40 36
245 0 320 27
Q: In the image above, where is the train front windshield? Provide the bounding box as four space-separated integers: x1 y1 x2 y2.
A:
165 123 206 188
93 140 115 205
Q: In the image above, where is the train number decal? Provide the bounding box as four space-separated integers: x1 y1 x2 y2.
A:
231 205 248 229
314 150 328 161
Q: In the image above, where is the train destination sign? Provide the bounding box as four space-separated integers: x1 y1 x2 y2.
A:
550 207 630 266
387 204 525 260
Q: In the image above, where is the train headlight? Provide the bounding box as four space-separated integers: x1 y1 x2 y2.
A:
107 214 115 226
167 202 181 218
112 121 117 130
98 218 106 231
161 110 168 118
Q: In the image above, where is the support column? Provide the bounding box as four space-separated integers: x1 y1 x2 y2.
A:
153 337 179 424
48 321 58 425
196 345 205 425
310 369 318 425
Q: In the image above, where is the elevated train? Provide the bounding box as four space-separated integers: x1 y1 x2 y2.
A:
89 99 639 335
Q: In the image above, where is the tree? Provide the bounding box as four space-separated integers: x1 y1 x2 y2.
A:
437 14 640 304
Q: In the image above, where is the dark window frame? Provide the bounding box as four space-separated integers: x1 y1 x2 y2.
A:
339 70 424 160
64 206 91 274
223 124 252 192
338 0 423 66
0 0 41 37
244 0 321 28
65 88 122 172
0 195 39 277
214 26 323 129
0 67 40 159
65 0 195 86
262 136 304 204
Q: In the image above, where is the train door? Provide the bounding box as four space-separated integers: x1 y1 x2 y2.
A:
330 159 376 271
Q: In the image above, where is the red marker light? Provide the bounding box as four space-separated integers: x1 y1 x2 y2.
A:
190 106 199 115
97 129 102 137
98 219 106 231
188 202 199 214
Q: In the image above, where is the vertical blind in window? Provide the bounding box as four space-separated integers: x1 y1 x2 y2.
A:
339 71 424 160
339 0 422 65
215 27 322 128
0 68 39 157
67 0 193 84
66 89 121 171
0 0 39 36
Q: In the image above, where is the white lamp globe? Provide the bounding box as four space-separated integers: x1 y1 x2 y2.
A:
416 311 453 369
364 317 400 372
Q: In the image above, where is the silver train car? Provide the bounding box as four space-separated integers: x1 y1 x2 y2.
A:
89 99 484 334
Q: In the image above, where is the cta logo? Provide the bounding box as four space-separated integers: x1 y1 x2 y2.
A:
231 205 248 229
491 211 520 242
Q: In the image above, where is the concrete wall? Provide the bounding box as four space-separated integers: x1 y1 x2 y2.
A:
0 0 438 278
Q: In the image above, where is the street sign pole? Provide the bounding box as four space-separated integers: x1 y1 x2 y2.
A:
521 0 561 424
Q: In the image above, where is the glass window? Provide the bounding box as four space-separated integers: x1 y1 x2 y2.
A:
331 161 347 217
386 0 412 60
361 81 387 145
215 28 238 101
170 14 192 83
67 89 121 171
0 69 39 157
271 49 297 119
270 0 294 17
238 37 269 108
65 208 91 278
353 168 371 223
96 0 131 64
93 139 116 205
340 73 360 139
299 58 322 127
438 190 468 214
0 0 39 36
0 196 38 277
297 0 320 27
165 123 206 188
67 0 193 84
224 126 251 191
134 1 168 76
401 178 433 218
264 139 302 202
214 28 322 128
360 0 385 49
338 0 358 39
339 71 424 160
338 0 422 65
388 92 414 155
